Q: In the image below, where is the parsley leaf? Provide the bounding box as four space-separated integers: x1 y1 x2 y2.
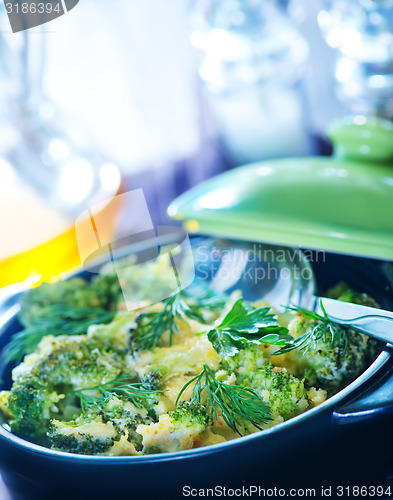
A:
207 298 288 357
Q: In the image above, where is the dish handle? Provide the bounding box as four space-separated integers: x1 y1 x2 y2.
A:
332 353 393 426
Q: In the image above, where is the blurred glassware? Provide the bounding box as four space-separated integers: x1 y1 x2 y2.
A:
0 5 121 288
6 28 105 218
318 0 393 118
188 0 311 164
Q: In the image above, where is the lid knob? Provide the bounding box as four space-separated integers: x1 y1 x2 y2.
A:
328 116 393 164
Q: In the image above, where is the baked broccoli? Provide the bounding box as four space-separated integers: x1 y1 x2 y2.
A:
220 345 312 421
100 396 153 451
18 274 121 328
327 282 380 308
170 401 210 429
0 308 164 450
1 325 132 444
48 394 155 455
136 401 211 454
5 273 123 363
1 376 62 445
274 287 382 395
141 371 163 391
0 259 382 457
87 311 137 355
48 415 118 455
12 334 123 389
283 313 376 394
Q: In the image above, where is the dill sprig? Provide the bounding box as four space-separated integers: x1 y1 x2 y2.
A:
185 286 227 312
72 376 165 416
272 302 349 355
137 291 225 350
4 305 115 363
176 364 271 435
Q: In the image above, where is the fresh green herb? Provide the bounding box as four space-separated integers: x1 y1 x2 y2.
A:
185 286 227 312
18 275 121 328
206 298 289 357
5 305 115 363
72 376 165 416
137 290 224 350
271 302 349 355
176 364 271 435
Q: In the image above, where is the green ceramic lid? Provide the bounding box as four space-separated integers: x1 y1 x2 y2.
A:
168 116 393 260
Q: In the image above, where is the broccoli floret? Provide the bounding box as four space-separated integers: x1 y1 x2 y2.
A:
220 343 266 377
272 286 382 396
327 282 380 308
1 309 158 451
86 311 137 355
2 320 137 445
8 274 124 363
141 371 163 391
221 345 311 421
101 397 152 451
137 401 210 454
4 377 62 444
247 363 310 420
90 273 123 311
18 274 121 328
170 401 210 428
283 314 377 395
12 334 123 389
48 415 118 455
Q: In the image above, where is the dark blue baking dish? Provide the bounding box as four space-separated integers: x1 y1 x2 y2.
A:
1 247 393 500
